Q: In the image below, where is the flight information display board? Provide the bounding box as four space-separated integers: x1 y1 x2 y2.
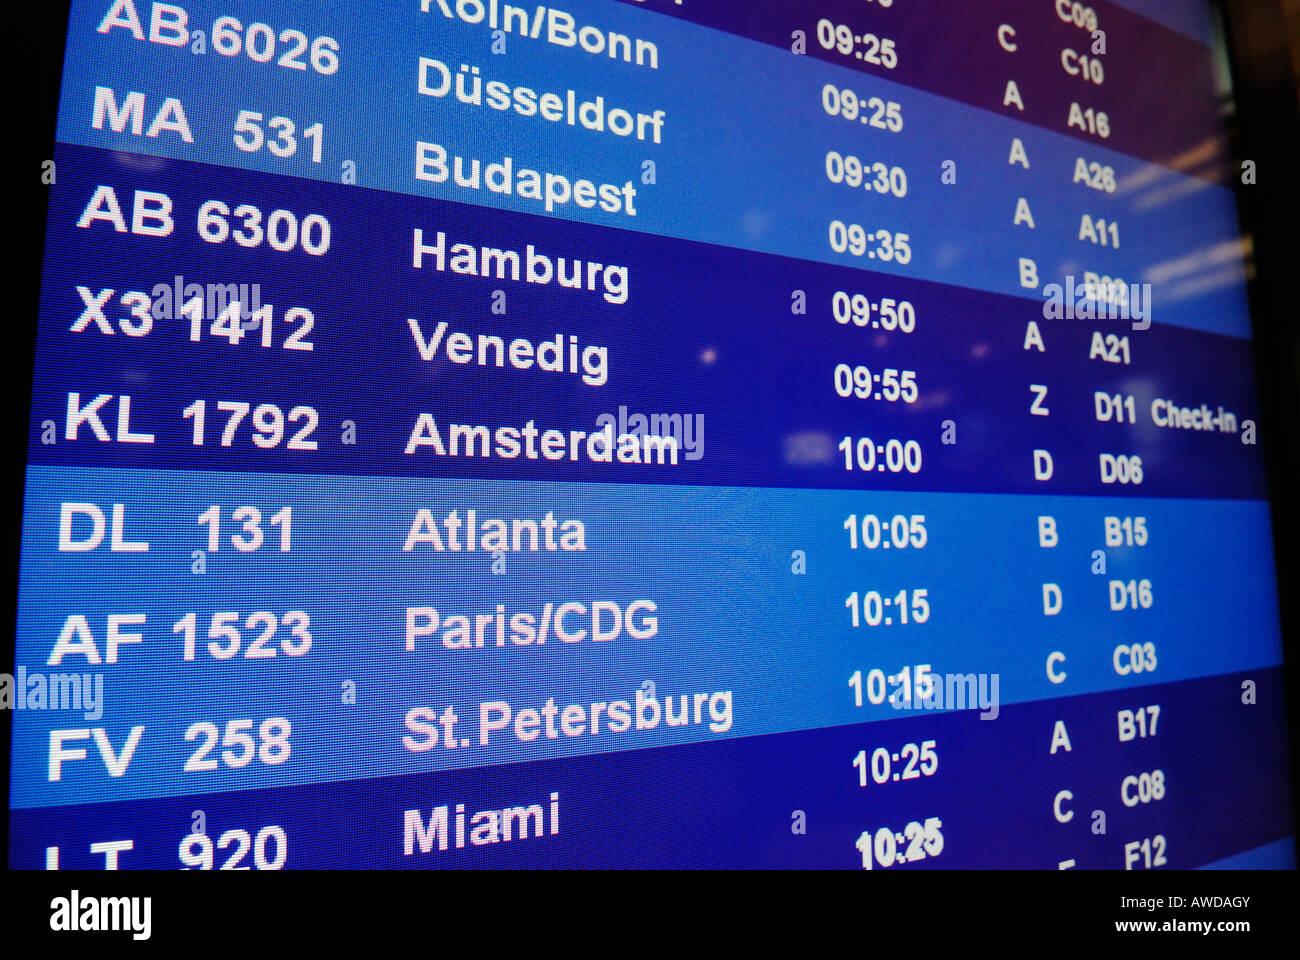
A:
6 0 1295 869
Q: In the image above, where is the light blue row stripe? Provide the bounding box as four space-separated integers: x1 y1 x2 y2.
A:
55 0 1253 337
10 463 1284 806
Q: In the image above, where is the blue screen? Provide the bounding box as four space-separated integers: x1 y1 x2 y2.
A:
7 0 1295 869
